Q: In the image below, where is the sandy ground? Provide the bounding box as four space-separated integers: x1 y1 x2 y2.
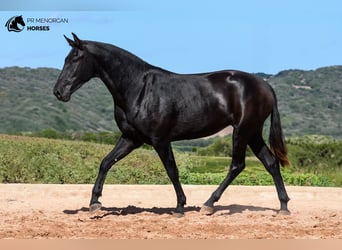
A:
0 184 341 239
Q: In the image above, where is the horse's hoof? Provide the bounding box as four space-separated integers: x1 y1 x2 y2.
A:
171 211 185 218
278 209 291 216
200 205 215 215
89 202 102 213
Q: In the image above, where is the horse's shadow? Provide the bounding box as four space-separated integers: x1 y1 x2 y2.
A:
63 204 277 219
214 204 278 215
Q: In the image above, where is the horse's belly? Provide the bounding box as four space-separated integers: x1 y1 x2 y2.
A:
170 114 232 140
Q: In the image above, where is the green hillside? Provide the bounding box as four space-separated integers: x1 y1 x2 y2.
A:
0 67 116 133
0 66 341 138
268 66 341 138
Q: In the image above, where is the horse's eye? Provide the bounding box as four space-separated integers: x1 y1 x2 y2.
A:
72 54 83 63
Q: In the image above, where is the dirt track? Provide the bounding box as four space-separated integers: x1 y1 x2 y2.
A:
0 184 341 239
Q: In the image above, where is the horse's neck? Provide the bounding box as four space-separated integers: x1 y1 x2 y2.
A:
92 45 149 108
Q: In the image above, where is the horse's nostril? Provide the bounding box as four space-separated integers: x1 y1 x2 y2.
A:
54 89 62 99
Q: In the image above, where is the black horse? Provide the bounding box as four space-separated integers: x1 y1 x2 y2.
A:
54 33 290 216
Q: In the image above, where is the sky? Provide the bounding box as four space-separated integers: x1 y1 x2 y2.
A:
1 0 341 74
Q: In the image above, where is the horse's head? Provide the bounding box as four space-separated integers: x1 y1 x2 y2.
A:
54 33 96 102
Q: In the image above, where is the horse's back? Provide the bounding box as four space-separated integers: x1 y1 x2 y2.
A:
130 68 275 141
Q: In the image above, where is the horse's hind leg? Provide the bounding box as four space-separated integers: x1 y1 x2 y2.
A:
248 134 290 214
201 128 248 215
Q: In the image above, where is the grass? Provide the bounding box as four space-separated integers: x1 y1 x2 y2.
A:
190 156 265 173
0 134 339 187
189 155 334 186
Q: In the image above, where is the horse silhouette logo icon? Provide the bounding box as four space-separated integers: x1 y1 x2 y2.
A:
5 15 25 32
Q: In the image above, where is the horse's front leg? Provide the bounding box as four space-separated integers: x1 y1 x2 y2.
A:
153 141 186 216
89 136 142 213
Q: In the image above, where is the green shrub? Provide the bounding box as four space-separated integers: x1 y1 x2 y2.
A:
197 136 253 157
0 134 339 187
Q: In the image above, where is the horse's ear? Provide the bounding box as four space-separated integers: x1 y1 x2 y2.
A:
72 33 83 50
64 33 84 50
64 34 75 47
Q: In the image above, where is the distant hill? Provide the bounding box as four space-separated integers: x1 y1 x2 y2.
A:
0 67 116 133
0 66 341 138
267 66 341 138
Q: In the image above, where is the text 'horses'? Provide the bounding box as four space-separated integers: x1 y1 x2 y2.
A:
54 33 290 216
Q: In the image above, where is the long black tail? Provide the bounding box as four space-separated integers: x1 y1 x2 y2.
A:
269 92 289 166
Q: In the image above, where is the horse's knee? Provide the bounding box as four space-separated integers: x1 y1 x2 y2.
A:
99 156 116 172
230 162 245 175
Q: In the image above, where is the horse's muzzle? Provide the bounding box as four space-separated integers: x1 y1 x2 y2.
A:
53 88 70 102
